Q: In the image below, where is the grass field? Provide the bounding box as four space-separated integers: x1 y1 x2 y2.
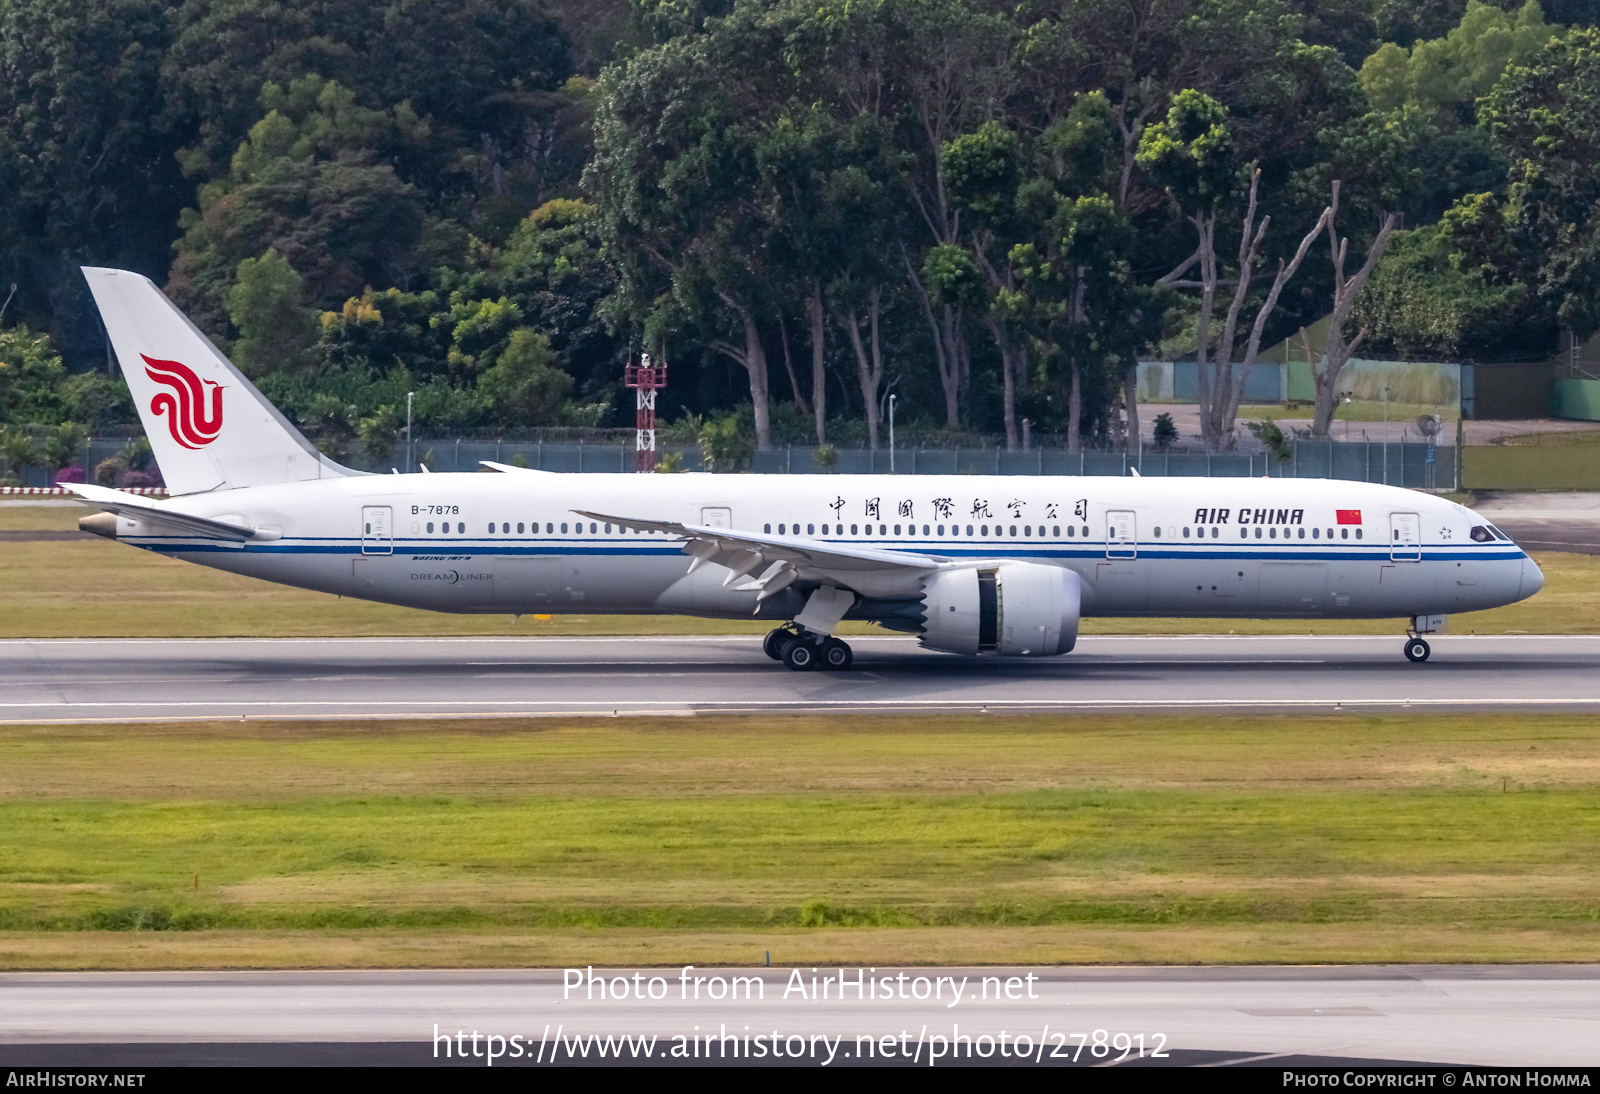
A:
1 712 1598 968
1 505 1592 637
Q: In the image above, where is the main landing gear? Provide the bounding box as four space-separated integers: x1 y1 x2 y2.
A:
764 625 853 671
1403 636 1431 663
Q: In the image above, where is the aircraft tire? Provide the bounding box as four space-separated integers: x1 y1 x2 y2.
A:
783 638 819 671
821 638 853 670
1404 637 1431 663
763 627 795 661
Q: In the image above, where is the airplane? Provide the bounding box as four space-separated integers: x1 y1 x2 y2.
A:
69 266 1543 670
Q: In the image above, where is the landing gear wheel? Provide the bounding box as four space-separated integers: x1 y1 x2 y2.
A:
1404 637 1431 663
821 637 853 670
783 638 819 671
764 626 798 661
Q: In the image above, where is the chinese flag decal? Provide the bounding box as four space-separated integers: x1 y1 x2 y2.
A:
1336 510 1362 525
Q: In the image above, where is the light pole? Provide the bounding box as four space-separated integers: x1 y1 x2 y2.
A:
405 391 414 473
888 394 896 474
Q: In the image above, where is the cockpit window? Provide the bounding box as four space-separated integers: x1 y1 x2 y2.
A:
1489 525 1511 541
1469 525 1494 543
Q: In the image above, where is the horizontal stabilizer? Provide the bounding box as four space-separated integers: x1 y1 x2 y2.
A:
66 483 258 541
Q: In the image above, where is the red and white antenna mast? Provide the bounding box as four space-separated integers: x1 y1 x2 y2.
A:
623 351 667 473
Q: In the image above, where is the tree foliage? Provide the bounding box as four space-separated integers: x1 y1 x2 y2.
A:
1 0 1593 457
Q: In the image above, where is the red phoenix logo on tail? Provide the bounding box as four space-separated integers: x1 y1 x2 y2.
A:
142 355 223 448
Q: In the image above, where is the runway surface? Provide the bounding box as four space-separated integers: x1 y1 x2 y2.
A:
5 634 1600 722
0 966 1594 1067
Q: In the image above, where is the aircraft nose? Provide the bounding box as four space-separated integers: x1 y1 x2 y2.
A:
1519 556 1545 600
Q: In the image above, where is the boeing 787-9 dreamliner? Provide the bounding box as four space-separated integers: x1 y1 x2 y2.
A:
69 267 1543 670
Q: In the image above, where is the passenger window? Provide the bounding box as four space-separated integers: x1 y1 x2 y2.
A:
517 523 524 534
1067 526 1075 537
546 523 553 534
1083 526 1090 538
893 524 901 535
1211 527 1218 539
1182 527 1189 538
808 523 815 535
426 522 434 533
922 525 929 535
456 522 465 534
980 525 989 537
1053 525 1060 537
1298 527 1305 539
1023 525 1031 537
967 525 974 536
851 524 858 535
1153 527 1161 539
561 522 568 533
1312 527 1319 539
764 523 771 533
605 523 612 534
1340 528 1348 539
1270 527 1277 539
1009 525 1016 537
1355 529 1363 539
1469 526 1493 542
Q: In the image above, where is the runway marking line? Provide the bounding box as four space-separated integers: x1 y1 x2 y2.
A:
7 695 1600 725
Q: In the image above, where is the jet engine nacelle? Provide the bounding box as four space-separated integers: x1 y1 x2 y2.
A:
919 562 1081 656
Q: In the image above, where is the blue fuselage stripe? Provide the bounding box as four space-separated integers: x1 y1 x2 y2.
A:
126 537 1528 564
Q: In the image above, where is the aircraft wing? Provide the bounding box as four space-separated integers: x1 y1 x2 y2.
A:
573 508 942 599
66 483 259 541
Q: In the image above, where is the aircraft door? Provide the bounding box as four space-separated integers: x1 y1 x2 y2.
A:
1106 510 1137 559
361 506 393 555
1390 512 1421 561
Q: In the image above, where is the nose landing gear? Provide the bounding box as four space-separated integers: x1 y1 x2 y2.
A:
764 625 854 671
1403 636 1431 662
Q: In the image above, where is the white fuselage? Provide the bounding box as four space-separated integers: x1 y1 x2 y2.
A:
104 471 1541 628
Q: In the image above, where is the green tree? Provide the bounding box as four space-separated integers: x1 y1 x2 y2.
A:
227 250 319 377
1353 213 1531 359
0 426 40 483
60 372 135 431
0 0 189 362
1481 26 1600 340
0 326 71 426
356 404 401 464
697 411 753 472
476 328 575 427
494 199 620 404
167 76 429 338
588 6 795 448
1152 411 1179 449
42 422 90 476
165 0 576 195
1361 1 1553 122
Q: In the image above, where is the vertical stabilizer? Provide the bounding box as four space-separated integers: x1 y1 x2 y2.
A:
81 266 355 495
